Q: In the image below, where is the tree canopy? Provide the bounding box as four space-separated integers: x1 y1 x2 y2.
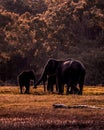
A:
0 0 104 85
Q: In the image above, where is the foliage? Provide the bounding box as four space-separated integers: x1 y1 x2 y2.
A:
0 0 104 85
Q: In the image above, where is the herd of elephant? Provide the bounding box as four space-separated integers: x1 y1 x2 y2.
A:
18 58 86 95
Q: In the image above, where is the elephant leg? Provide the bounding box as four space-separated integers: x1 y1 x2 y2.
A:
68 81 73 94
47 83 53 92
55 76 58 92
47 82 50 91
44 85 46 92
25 84 30 94
56 77 63 94
69 82 77 94
69 86 73 94
20 85 23 94
74 86 79 94
50 83 54 92
66 84 71 95
43 77 47 92
78 82 84 95
56 84 58 92
43 82 46 92
47 78 54 92
58 82 64 95
78 74 85 95
59 87 64 94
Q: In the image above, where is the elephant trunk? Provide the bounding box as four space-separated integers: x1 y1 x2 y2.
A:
34 71 47 88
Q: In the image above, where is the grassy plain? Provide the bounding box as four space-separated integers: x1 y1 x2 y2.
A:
0 86 104 130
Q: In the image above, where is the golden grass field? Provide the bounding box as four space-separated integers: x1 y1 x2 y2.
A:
0 85 104 130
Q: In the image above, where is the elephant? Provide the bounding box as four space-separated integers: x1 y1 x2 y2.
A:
34 58 86 95
18 70 36 94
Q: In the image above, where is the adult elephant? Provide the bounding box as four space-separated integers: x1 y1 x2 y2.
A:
34 58 86 95
18 70 36 94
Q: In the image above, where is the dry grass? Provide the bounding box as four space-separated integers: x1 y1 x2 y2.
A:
0 85 104 130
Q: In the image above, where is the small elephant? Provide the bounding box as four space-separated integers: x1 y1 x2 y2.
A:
18 70 35 94
34 58 86 95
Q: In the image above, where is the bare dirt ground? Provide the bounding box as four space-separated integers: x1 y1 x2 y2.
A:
0 86 104 130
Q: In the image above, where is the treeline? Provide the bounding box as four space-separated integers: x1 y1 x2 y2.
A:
0 0 104 85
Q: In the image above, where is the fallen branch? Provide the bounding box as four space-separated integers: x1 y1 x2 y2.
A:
53 104 104 109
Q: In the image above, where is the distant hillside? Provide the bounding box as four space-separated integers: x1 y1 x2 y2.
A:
0 0 104 85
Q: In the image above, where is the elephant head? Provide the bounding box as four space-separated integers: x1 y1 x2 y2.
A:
28 70 36 81
34 58 59 88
